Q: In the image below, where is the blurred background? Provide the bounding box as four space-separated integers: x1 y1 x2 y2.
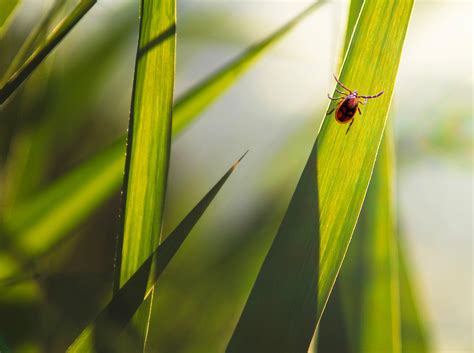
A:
0 1 472 352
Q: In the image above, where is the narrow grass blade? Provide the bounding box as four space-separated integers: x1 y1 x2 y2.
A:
114 0 176 349
0 0 96 105
227 2 414 352
66 154 245 353
318 3 401 352
0 0 20 35
2 2 324 276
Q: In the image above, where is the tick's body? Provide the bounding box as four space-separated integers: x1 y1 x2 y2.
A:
327 74 384 133
335 93 359 123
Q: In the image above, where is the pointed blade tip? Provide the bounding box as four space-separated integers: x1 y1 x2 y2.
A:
231 150 249 171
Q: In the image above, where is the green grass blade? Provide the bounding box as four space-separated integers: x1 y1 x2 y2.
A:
0 0 96 105
66 155 244 353
1 2 324 276
226 2 414 352
318 133 429 353
114 0 176 349
318 3 401 352
0 0 20 35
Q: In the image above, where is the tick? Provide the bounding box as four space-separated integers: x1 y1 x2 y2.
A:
327 74 384 134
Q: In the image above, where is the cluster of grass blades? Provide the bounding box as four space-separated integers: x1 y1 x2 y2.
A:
226 1 415 352
66 153 246 353
0 0 326 281
0 0 431 352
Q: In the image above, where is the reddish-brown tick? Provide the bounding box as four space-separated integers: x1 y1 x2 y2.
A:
327 74 384 134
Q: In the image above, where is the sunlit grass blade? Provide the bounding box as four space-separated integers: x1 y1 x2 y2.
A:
318 3 401 351
1 2 325 277
66 154 244 353
0 0 20 35
226 2 414 352
114 0 176 349
0 0 96 105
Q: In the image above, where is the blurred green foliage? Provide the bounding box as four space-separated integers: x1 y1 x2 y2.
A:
0 0 458 352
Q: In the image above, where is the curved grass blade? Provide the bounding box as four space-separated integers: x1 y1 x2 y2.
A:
227 2 414 352
1 2 325 277
318 2 402 351
114 0 176 349
319 3 402 350
0 0 96 105
66 154 245 353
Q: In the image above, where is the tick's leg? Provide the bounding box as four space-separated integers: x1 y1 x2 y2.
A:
358 107 362 115
359 97 367 105
360 90 384 99
333 73 352 93
346 120 354 134
335 88 348 96
326 108 335 115
327 94 342 100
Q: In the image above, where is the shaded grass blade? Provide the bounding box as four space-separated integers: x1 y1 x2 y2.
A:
114 0 176 349
66 154 245 353
0 0 96 105
227 143 320 353
227 1 414 352
1 2 324 277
